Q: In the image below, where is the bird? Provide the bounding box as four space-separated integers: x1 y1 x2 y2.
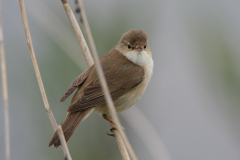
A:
49 29 154 148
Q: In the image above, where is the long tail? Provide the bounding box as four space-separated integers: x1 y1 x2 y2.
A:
49 109 93 148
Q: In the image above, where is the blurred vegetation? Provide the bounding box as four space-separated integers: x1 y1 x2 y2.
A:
1 0 240 160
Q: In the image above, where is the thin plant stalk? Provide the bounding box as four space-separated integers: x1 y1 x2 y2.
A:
61 0 137 159
1 35 10 160
18 0 72 159
57 126 72 160
111 124 130 160
61 0 94 66
19 0 57 130
77 0 131 159
0 1 10 159
76 0 95 56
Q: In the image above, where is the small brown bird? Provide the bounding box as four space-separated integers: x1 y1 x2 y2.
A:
49 29 154 147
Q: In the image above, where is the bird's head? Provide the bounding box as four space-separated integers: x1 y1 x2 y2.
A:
116 29 152 67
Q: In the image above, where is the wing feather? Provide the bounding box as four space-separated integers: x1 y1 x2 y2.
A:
60 65 94 102
67 49 144 112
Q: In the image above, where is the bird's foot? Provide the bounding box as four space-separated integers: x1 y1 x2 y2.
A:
107 127 116 137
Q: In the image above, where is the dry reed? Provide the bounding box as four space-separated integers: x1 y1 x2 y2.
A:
18 0 72 159
0 0 10 159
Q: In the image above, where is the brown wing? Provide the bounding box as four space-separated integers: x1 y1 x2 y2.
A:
67 48 145 112
60 65 94 102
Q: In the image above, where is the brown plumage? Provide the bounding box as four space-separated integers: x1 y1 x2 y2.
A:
120 29 148 45
49 29 153 148
49 111 91 147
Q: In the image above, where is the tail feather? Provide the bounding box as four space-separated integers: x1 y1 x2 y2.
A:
49 109 93 148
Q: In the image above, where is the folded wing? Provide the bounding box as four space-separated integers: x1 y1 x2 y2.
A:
67 49 145 112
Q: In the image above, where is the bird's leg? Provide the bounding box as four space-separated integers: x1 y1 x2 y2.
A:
102 114 125 130
102 114 115 125
102 114 125 137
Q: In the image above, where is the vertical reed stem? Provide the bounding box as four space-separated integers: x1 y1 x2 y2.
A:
18 1 72 159
57 126 72 160
0 1 10 159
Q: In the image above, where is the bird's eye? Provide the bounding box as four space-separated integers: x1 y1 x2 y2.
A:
144 44 147 49
127 43 131 49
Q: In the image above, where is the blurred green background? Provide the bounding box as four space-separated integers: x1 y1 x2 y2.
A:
1 0 240 159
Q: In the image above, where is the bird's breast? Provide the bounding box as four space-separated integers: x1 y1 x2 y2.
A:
114 61 154 112
95 51 154 114
96 61 153 114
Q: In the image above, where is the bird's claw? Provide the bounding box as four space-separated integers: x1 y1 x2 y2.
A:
107 127 117 137
107 132 115 137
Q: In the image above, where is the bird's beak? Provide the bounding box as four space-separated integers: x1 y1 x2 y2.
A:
135 45 143 52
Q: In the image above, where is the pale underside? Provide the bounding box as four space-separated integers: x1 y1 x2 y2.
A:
95 50 154 114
